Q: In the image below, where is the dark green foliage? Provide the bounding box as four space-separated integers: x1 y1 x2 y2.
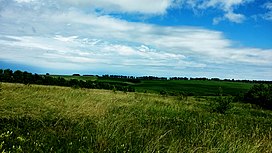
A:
0 117 97 152
176 91 188 101
0 69 135 93
159 90 167 96
99 75 142 83
1 68 270 96
1 105 271 152
3 69 13 82
210 87 233 114
48 73 259 96
72 74 80 76
112 86 117 93
244 84 272 110
233 92 245 102
132 80 254 96
211 96 233 114
13 70 23 83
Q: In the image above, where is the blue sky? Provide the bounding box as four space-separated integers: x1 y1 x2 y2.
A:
0 0 271 80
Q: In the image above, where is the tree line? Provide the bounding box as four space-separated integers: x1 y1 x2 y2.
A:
99 74 271 84
178 77 272 84
0 69 135 92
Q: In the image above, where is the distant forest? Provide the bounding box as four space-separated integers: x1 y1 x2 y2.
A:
0 69 135 92
100 74 272 83
1 69 271 88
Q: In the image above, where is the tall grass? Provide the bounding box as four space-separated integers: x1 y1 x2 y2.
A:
0 83 271 152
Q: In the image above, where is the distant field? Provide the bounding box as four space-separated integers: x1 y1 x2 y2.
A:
51 75 98 81
53 75 255 96
0 83 271 152
132 80 254 96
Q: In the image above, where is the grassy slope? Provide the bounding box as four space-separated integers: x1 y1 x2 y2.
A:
52 75 255 96
51 75 98 81
1 83 271 152
132 80 254 95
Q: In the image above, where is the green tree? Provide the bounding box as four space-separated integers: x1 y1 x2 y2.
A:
244 84 272 109
0 69 3 82
13 70 23 83
3 69 13 82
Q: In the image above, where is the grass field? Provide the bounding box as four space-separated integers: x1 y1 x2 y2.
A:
1 83 271 152
132 80 254 96
51 75 98 82
53 75 255 96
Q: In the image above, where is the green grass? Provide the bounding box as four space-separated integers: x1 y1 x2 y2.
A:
0 83 271 152
133 80 254 96
51 75 255 96
51 75 98 81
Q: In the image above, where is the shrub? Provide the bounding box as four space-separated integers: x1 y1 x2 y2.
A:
210 87 233 114
244 84 272 110
112 87 117 93
211 96 233 114
159 90 167 96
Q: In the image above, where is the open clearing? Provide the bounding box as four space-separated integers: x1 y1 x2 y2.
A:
0 83 271 152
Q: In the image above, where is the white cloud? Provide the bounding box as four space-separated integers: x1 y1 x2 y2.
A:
14 0 35 3
200 0 253 11
0 0 271 79
264 1 272 9
6 0 259 24
224 12 245 23
54 35 78 42
178 0 253 23
61 0 172 14
212 17 223 25
262 2 272 21
1 8 271 67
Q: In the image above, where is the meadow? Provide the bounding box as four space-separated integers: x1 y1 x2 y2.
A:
0 83 271 152
54 75 255 96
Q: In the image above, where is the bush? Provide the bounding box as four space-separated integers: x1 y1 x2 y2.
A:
210 87 233 114
112 87 117 93
244 84 272 110
212 96 233 114
159 90 167 96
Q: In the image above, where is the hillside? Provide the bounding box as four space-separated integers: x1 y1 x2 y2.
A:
54 75 255 96
0 83 271 152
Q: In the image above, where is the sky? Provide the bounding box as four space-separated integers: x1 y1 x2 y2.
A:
0 0 271 80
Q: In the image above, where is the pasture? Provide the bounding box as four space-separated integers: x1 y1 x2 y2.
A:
53 75 255 96
0 83 271 152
